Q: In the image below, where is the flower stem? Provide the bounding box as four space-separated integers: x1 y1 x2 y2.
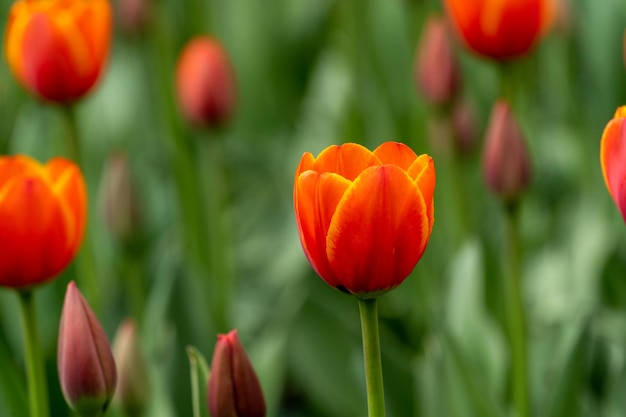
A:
358 297 385 417
18 291 50 417
504 203 529 417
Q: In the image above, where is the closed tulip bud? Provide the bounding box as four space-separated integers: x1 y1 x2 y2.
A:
99 152 143 244
116 0 150 34
0 156 87 290
4 0 112 103
294 142 435 298
600 106 626 222
208 330 266 417
58 281 117 416
452 99 478 154
444 0 543 60
176 36 237 128
112 319 150 416
414 15 460 106
482 100 531 201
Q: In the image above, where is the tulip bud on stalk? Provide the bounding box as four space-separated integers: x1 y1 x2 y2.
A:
176 36 237 128
207 330 266 417
58 281 117 417
482 100 531 203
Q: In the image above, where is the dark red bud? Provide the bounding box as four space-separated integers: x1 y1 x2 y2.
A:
207 330 266 417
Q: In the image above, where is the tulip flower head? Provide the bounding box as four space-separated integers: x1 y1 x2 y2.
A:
0 155 87 290
176 36 237 128
58 281 117 416
294 142 436 298
482 100 531 201
4 0 113 103
208 330 266 417
443 0 544 60
414 15 460 106
600 106 626 222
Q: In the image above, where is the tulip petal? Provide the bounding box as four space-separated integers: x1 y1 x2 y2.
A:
0 173 72 288
295 152 315 178
294 170 351 288
373 142 418 170
311 143 381 180
47 158 87 254
327 165 429 296
601 112 626 221
409 155 436 230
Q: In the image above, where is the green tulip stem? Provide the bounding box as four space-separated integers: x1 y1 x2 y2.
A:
504 203 529 417
18 291 50 417
358 297 386 417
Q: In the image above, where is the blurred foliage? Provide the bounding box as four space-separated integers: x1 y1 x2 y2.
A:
1 0 626 416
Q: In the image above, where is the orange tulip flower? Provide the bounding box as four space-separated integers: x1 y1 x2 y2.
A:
443 0 545 60
294 142 435 298
176 36 237 128
600 106 626 222
4 0 112 103
0 155 87 289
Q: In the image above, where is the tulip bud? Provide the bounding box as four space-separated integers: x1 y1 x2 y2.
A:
116 0 150 34
58 281 117 416
414 15 460 106
600 106 626 222
176 36 237 128
482 100 531 201
207 330 266 417
99 152 143 245
112 319 150 416
451 99 478 154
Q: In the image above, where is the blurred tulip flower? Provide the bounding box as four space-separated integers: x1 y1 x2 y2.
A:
482 100 531 201
58 281 117 416
176 36 237 128
600 106 626 222
99 152 143 244
112 319 150 416
116 0 150 34
4 0 112 103
0 156 86 290
294 142 435 298
208 330 266 417
443 0 544 60
414 15 460 106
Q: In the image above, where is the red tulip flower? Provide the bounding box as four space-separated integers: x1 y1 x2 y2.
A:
0 155 87 290
294 142 435 298
4 0 113 103
443 0 544 60
176 36 237 128
601 106 626 222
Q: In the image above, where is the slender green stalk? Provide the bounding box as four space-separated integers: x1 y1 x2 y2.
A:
63 105 81 165
18 291 50 417
504 203 529 417
358 298 385 417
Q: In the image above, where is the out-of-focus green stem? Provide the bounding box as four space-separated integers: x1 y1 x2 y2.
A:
63 106 100 311
18 291 49 417
358 297 386 417
504 203 529 417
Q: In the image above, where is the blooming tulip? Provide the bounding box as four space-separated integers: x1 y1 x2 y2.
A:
443 0 544 60
414 15 460 106
58 281 117 416
294 142 435 298
176 36 237 128
600 106 626 222
482 100 531 200
0 155 87 290
208 330 266 417
4 0 112 102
